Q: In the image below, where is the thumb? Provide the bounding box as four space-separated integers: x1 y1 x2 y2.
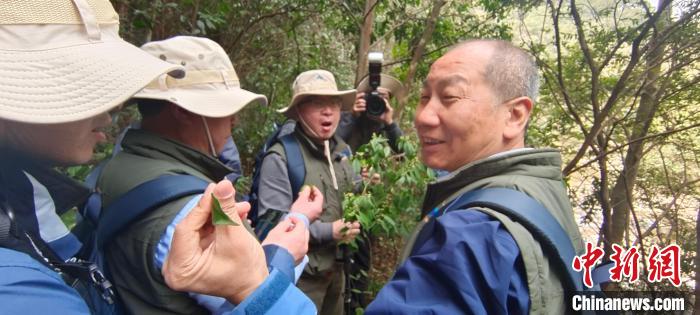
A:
297 185 311 199
309 186 322 204
286 216 307 238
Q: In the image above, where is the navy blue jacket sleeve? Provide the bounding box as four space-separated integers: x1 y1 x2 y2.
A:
0 248 90 314
366 210 530 315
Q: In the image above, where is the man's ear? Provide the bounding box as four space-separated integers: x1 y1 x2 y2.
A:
503 96 533 141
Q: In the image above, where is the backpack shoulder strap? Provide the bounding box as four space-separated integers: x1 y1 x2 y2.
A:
442 187 583 292
96 174 209 249
80 160 109 227
279 133 305 198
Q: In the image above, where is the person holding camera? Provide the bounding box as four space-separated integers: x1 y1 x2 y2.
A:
337 73 405 154
336 72 405 312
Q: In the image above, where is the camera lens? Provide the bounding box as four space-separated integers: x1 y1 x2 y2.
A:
365 92 385 116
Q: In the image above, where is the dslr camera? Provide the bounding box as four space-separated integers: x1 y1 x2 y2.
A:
364 52 385 117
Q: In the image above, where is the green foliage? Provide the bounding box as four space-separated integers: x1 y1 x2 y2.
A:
343 135 434 241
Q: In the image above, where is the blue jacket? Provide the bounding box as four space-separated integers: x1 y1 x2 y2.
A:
365 210 529 314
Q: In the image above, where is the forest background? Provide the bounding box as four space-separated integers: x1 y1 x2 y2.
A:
63 0 699 311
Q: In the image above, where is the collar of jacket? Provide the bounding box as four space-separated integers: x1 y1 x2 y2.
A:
421 148 563 216
0 148 91 217
293 125 349 161
120 129 233 181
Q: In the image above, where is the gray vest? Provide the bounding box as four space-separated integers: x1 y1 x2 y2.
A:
268 130 354 275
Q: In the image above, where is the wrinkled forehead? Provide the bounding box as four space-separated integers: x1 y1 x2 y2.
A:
422 72 471 92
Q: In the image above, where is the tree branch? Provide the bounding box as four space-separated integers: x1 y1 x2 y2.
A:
562 0 672 175
568 122 700 175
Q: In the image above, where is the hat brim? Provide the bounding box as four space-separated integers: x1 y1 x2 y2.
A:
278 89 356 114
133 86 267 118
0 38 183 124
357 74 405 100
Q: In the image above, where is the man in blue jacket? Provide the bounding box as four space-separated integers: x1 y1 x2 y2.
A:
364 39 583 314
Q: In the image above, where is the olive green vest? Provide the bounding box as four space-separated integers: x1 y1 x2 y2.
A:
97 129 234 315
401 149 584 314
268 129 354 275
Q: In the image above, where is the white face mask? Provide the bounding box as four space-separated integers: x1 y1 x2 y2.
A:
201 116 217 157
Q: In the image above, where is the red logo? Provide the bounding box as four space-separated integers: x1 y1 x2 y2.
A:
647 244 681 286
572 242 604 288
572 242 682 288
609 244 640 283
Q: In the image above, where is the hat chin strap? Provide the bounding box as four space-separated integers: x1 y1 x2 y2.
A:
201 116 217 157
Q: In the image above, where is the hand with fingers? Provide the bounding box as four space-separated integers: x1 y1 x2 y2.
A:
262 216 310 264
361 167 382 186
355 89 395 125
289 185 323 222
332 219 361 243
352 92 366 118
162 180 268 304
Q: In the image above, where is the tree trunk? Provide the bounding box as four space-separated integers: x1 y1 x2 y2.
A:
395 0 446 120
355 0 377 86
695 208 700 315
606 5 670 252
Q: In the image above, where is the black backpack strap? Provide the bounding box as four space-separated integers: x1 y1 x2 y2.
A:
441 188 584 292
279 133 305 198
96 175 208 249
251 133 305 240
248 124 284 223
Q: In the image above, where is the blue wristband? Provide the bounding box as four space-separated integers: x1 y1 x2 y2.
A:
284 212 310 228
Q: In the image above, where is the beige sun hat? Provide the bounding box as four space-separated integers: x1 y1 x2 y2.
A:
133 36 267 118
277 69 356 115
357 74 406 100
0 0 184 124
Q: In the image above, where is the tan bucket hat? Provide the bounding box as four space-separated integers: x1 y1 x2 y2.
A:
357 74 406 100
133 36 267 118
0 0 183 124
278 69 356 115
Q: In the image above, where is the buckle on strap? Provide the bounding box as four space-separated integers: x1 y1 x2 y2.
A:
58 259 115 305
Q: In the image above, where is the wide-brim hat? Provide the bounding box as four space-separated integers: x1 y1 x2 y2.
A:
0 0 184 124
277 69 356 115
133 36 267 118
357 74 406 100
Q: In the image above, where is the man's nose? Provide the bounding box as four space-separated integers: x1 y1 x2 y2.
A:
320 105 334 115
414 100 440 128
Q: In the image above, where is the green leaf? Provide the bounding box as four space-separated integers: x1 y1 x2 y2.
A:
211 193 239 226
